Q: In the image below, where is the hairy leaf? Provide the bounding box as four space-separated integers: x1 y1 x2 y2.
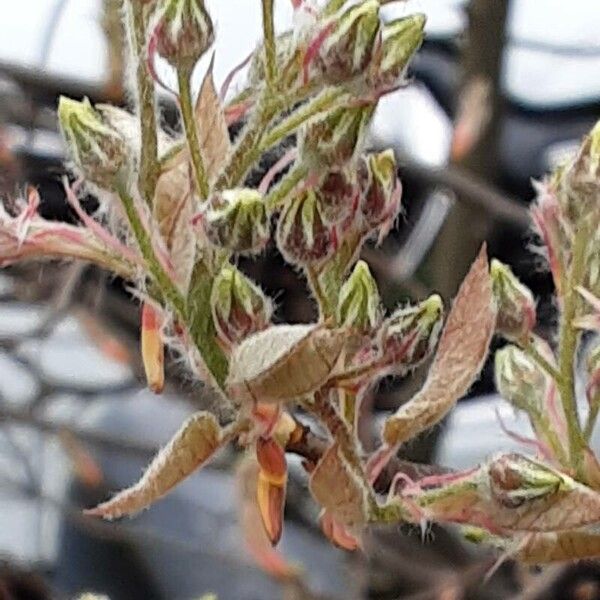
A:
517 530 600 563
383 245 495 445
309 443 368 530
85 412 222 519
194 60 231 183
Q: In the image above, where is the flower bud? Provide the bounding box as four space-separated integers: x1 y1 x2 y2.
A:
318 167 359 225
553 120 600 224
490 259 536 343
211 265 273 348
152 0 214 69
194 189 269 254
276 189 335 265
371 13 426 89
300 104 375 169
312 0 381 84
337 260 381 333
58 96 128 188
357 149 400 231
494 345 545 415
378 294 443 373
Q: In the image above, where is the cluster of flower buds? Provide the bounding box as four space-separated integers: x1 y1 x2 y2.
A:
337 260 381 334
255 436 287 545
151 0 214 70
308 0 381 85
357 149 401 239
58 97 128 189
377 294 444 374
210 264 273 349
370 14 426 90
193 189 269 254
276 188 336 266
490 259 537 343
300 104 375 170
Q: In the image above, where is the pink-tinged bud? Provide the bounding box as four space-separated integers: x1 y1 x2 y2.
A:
141 302 165 394
371 14 426 89
276 189 335 266
378 294 443 373
310 0 381 85
490 259 536 343
337 260 381 333
553 119 600 224
300 104 375 169
317 167 359 225
194 189 269 254
357 149 399 231
495 345 546 416
58 96 128 189
211 265 273 348
152 0 214 69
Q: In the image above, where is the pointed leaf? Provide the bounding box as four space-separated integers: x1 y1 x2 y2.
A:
195 60 231 183
383 245 496 445
85 412 222 519
309 443 368 530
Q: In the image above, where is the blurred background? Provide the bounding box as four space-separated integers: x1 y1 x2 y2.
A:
0 0 599 598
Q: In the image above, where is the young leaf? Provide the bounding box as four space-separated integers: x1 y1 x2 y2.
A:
194 60 231 183
309 443 368 530
85 412 222 519
383 245 496 446
517 530 600 563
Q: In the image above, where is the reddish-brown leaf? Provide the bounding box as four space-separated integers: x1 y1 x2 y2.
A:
309 443 368 530
383 245 496 445
517 530 600 563
85 412 222 519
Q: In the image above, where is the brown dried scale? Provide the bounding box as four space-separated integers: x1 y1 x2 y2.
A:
226 324 346 403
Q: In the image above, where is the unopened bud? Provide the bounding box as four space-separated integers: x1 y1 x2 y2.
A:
491 259 536 343
337 260 381 333
276 189 335 265
371 13 426 89
211 265 273 348
378 294 443 373
300 105 375 169
494 345 545 415
256 437 287 545
141 302 165 394
58 96 128 188
312 0 381 84
152 0 214 69
554 119 600 223
194 189 269 254
487 453 564 509
358 149 400 231
318 167 359 224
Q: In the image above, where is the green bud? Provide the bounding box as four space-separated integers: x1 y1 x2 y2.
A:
211 265 273 347
378 294 443 373
314 0 381 84
153 0 214 69
372 14 426 89
337 260 381 332
358 149 399 230
490 259 536 343
487 453 565 509
494 345 545 416
276 188 335 266
58 96 128 189
300 104 375 169
195 189 269 254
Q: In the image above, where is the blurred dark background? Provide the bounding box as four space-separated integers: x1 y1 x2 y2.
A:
0 0 599 598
